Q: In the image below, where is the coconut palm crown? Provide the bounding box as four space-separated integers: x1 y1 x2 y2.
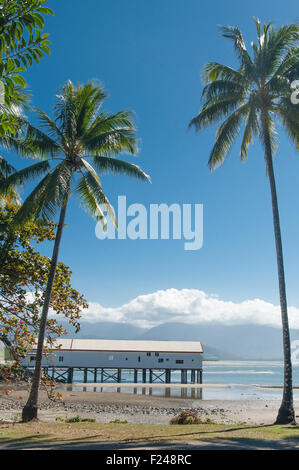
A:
14 80 150 227
189 19 299 425
189 19 298 167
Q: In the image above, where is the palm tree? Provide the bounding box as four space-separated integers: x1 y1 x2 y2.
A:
189 19 299 424
15 80 151 422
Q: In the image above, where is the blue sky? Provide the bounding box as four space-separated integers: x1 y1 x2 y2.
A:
10 0 299 321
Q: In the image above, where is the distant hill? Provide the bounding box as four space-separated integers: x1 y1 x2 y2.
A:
138 322 299 360
65 321 144 340
61 320 298 360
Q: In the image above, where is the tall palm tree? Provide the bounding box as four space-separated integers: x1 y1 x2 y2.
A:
15 80 151 422
189 19 299 424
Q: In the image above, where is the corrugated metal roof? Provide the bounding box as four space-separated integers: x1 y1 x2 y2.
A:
43 339 204 354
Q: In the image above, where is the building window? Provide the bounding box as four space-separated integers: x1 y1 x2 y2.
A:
155 352 159 357
158 358 164 363
138 356 141 362
176 360 184 364
108 355 114 361
30 356 36 361
146 352 151 356
58 356 64 362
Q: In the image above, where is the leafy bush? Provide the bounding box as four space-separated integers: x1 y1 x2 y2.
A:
170 409 204 425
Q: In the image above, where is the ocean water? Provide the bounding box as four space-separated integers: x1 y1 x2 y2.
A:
59 361 299 401
202 360 299 386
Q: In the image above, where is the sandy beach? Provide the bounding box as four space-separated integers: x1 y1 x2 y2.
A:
1 383 298 426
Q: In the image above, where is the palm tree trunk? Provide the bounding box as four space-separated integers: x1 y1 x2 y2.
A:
261 113 295 425
21 192 69 422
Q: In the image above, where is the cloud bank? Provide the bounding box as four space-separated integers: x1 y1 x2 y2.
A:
77 288 299 330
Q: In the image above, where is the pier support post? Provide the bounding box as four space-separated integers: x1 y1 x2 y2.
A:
181 369 187 384
67 368 73 384
191 369 195 384
149 369 153 383
134 369 138 383
196 369 202 384
117 368 121 382
94 368 97 383
84 368 88 383
142 369 147 383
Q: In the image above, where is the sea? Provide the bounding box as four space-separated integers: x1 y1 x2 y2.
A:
60 361 299 401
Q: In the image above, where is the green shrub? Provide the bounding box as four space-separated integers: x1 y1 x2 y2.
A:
170 409 204 425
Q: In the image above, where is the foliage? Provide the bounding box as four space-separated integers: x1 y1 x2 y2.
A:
0 0 53 206
0 154 50 208
0 205 88 366
170 409 204 425
13 80 151 229
189 19 299 168
0 0 52 111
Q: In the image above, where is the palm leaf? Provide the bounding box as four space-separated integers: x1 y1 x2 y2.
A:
90 155 151 182
76 173 116 230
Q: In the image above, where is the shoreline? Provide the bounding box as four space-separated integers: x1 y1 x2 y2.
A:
70 382 231 389
1 385 299 426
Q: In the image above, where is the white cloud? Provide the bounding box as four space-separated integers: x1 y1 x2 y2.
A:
77 288 299 330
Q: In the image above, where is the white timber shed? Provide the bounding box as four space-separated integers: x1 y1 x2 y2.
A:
23 339 204 384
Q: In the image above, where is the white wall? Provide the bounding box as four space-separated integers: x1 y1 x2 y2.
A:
22 350 203 369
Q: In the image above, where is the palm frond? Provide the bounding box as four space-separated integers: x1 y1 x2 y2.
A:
240 105 260 160
80 158 102 186
189 95 245 132
13 161 72 225
34 107 64 142
75 82 107 136
76 173 116 230
6 160 51 187
90 155 151 183
54 80 78 141
208 104 249 170
24 120 61 159
0 155 17 177
201 80 248 103
12 172 53 226
220 24 255 78
203 62 245 84
82 110 137 156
